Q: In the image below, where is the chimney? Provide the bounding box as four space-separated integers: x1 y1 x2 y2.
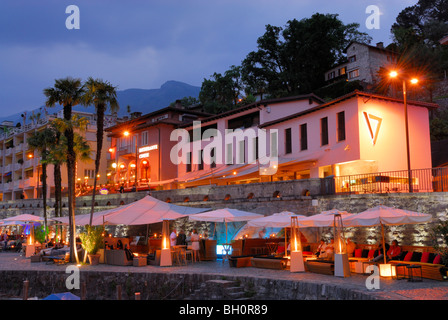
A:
376 42 384 49
175 99 185 109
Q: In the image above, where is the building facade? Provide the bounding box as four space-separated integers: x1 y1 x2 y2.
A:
0 110 114 201
175 91 437 191
106 105 212 191
325 42 398 84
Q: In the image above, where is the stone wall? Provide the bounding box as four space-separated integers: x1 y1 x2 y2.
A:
0 270 377 300
1 179 447 247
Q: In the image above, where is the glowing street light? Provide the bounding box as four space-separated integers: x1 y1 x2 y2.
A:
389 70 419 193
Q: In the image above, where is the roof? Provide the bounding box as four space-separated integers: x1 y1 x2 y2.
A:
105 106 213 134
178 94 326 129
344 41 398 56
259 90 439 128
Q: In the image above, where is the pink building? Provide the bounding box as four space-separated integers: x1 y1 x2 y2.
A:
175 91 437 191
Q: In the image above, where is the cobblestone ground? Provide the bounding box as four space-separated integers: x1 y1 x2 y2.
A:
0 252 447 300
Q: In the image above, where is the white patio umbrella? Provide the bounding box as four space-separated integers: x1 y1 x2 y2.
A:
51 195 209 226
297 209 353 228
247 211 307 254
3 214 44 245
189 208 264 243
343 205 432 264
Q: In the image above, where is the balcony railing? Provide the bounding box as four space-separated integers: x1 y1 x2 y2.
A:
334 167 448 194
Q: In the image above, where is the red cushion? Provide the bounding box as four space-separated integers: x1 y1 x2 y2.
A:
368 250 375 259
404 252 413 261
355 249 362 258
433 254 441 264
420 252 430 263
277 246 285 254
303 251 313 255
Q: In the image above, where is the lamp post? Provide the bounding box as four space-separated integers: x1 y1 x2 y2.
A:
124 130 139 187
389 71 419 193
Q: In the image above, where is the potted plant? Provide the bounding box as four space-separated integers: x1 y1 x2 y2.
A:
431 220 448 279
79 225 104 265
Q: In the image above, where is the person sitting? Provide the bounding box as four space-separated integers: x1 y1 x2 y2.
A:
315 239 326 257
386 240 401 261
320 238 334 260
346 238 356 257
371 242 391 262
116 240 124 250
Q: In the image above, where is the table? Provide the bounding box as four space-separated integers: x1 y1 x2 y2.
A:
394 263 409 280
362 261 378 275
171 245 187 265
133 255 147 267
406 265 423 282
222 243 232 264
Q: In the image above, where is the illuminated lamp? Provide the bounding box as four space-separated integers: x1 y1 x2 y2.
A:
290 216 305 272
334 214 351 277
160 220 172 267
130 163 136 168
379 264 396 278
111 163 117 168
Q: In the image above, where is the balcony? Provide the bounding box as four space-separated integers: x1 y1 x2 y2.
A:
24 158 35 168
4 148 12 157
13 180 21 189
13 163 22 171
117 145 134 157
4 182 12 191
22 178 35 188
4 164 11 172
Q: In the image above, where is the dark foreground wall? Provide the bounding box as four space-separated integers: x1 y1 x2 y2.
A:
0 270 377 300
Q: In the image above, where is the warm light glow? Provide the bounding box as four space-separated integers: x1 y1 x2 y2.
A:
162 235 167 249
112 163 117 168
410 78 419 84
142 160 148 165
28 154 33 159
389 71 398 78
108 148 114 153
233 171 237 175
130 163 136 168
84 176 89 180
379 264 396 277
124 131 130 136
120 164 125 169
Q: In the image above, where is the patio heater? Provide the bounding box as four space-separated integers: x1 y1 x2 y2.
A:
333 214 351 277
290 216 305 272
160 220 172 267
25 222 36 258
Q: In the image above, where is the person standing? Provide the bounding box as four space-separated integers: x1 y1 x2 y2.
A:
170 229 177 247
190 229 201 262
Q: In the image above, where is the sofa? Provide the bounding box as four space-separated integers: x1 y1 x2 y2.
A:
105 250 133 266
349 245 446 281
251 256 288 270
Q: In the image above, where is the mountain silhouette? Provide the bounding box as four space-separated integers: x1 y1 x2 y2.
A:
0 80 201 125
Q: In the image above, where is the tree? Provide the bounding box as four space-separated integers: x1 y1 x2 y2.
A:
169 96 200 108
27 127 55 242
199 65 247 114
43 77 85 263
82 78 119 226
241 14 371 99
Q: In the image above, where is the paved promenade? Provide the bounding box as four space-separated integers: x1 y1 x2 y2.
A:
0 252 447 300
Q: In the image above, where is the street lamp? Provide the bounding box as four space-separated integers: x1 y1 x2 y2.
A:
124 130 138 187
389 70 419 193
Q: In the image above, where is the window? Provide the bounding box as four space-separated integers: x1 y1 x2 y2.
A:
328 71 335 80
300 124 308 151
337 111 346 142
227 112 260 130
226 143 233 165
270 131 278 158
321 117 329 146
253 137 259 161
210 148 216 168
198 150 204 170
339 67 346 75
141 131 148 146
348 69 359 79
186 152 192 172
238 140 245 164
348 55 356 63
84 169 95 179
285 128 292 154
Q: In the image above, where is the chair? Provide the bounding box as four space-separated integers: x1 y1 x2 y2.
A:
130 236 140 246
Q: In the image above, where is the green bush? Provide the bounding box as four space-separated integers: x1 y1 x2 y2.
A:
79 225 104 255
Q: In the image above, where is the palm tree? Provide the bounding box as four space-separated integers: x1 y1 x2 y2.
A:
43 77 85 263
27 127 55 242
46 116 91 239
82 78 119 226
